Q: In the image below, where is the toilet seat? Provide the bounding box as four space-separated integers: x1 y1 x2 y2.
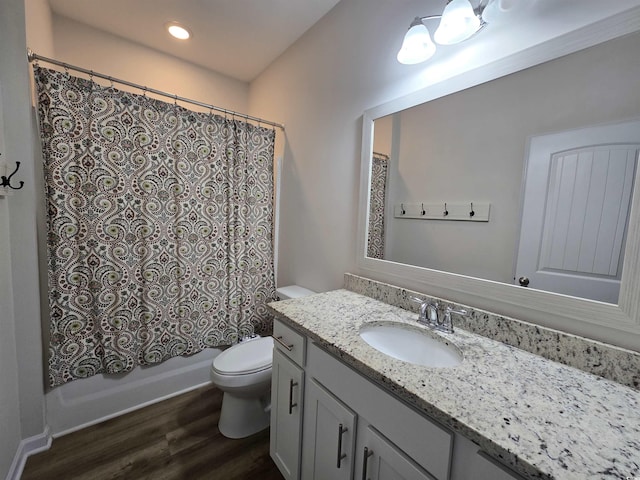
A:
212 336 273 375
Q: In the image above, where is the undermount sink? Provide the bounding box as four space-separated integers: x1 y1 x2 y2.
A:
359 322 463 368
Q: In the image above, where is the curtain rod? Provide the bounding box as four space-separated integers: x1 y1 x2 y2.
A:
27 48 285 131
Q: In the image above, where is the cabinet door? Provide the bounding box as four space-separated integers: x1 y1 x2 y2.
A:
469 451 525 480
270 349 304 480
359 426 436 480
302 378 357 480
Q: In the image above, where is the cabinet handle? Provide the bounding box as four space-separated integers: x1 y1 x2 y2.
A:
361 446 373 480
336 423 348 468
288 379 298 414
273 335 294 351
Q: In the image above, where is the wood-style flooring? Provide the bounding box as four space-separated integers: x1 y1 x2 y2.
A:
21 384 284 480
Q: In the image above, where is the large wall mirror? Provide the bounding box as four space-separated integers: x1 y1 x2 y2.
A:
357 9 640 351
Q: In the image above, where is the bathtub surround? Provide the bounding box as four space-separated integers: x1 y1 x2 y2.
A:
344 273 640 390
35 66 277 386
268 288 640 479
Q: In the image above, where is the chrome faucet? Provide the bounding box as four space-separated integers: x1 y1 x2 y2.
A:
409 297 439 327
410 297 466 333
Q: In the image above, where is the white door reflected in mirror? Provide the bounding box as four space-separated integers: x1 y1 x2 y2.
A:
516 120 640 304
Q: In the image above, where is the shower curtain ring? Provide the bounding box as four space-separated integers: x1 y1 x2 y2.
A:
174 94 178 105
108 76 114 88
142 86 148 97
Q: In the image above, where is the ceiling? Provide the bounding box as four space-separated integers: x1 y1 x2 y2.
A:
47 0 342 83
47 0 640 84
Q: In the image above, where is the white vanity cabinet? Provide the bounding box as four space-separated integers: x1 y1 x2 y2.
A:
270 321 306 480
270 318 525 480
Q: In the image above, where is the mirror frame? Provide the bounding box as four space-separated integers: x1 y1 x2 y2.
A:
356 8 640 352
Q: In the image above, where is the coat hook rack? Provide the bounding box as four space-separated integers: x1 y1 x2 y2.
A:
0 158 25 191
394 201 490 222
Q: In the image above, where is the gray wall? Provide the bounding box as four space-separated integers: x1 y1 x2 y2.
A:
0 0 46 477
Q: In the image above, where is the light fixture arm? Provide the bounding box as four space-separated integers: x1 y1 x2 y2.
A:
416 14 443 23
474 0 491 17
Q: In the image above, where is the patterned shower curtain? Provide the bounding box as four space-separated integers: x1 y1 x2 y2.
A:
34 66 276 387
367 152 389 259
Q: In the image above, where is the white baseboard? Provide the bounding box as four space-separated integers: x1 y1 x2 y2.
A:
6 425 52 480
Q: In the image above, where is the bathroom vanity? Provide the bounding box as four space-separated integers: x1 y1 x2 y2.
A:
268 283 640 480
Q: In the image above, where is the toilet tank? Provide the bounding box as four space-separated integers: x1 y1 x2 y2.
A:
275 285 316 300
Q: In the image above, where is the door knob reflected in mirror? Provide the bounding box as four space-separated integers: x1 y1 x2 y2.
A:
518 276 530 287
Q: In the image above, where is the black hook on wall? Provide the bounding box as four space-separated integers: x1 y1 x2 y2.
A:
1 158 25 191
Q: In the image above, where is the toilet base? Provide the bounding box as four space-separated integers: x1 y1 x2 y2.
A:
218 391 271 439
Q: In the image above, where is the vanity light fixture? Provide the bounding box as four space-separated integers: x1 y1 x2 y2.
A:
166 22 191 40
397 0 491 65
397 17 437 65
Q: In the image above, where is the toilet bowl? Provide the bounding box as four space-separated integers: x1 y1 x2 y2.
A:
210 336 274 439
210 285 316 439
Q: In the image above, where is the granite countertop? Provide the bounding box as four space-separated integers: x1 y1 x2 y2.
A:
268 289 640 480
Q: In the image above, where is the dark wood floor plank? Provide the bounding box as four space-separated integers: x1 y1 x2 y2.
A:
22 384 284 480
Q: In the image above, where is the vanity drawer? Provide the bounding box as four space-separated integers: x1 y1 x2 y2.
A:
273 319 306 366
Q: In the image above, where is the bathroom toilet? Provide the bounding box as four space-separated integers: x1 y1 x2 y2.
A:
210 285 315 439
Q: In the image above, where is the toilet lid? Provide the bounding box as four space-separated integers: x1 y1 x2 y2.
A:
213 336 273 375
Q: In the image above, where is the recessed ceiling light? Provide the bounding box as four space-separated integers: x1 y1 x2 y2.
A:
166 22 191 40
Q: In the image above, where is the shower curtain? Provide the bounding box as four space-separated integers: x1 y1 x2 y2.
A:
367 152 389 259
34 66 276 387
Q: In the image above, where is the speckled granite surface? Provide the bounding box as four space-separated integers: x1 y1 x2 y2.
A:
344 273 640 390
268 289 640 480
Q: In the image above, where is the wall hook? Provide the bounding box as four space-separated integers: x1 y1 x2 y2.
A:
443 202 448 216
401 203 406 215
421 203 425 216
1 160 25 190
469 202 475 217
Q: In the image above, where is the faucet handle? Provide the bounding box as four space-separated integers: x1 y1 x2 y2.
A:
442 306 467 333
445 306 467 316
